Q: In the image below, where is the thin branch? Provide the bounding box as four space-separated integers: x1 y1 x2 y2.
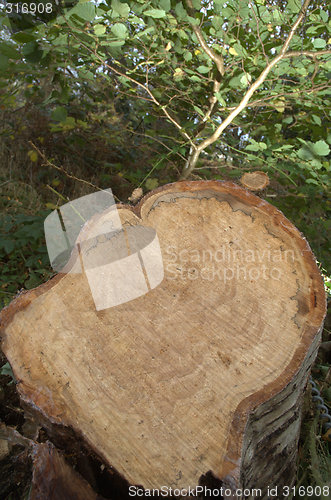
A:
126 129 187 161
183 0 225 142
217 83 329 112
64 21 194 147
249 1 269 62
28 142 122 201
181 0 320 178
115 89 154 103
185 0 225 77
196 79 221 134
284 50 331 58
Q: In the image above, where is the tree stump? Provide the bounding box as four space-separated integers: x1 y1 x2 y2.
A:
240 171 270 191
0 181 326 498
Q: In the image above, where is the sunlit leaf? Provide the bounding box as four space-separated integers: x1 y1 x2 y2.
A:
313 140 330 156
144 9 166 18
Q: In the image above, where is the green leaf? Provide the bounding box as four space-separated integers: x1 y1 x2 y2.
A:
24 48 43 63
111 23 128 39
197 65 210 74
22 41 37 56
184 51 192 62
313 38 326 48
145 178 159 190
287 0 300 13
229 47 239 56
190 75 202 82
134 27 155 38
311 114 321 126
71 2 95 21
310 159 322 169
272 9 282 21
215 92 226 106
313 140 330 156
94 24 106 36
52 34 68 46
0 54 9 70
144 9 166 18
106 40 125 47
273 100 285 113
51 106 68 122
173 67 185 80
240 73 252 87
0 42 20 60
175 2 188 20
193 105 204 116
283 116 293 124
232 42 247 57
111 0 130 18
27 150 38 163
0 239 15 254
298 146 314 161
12 31 36 43
178 29 189 40
117 75 129 86
246 144 259 151
25 271 40 289
78 69 94 80
229 75 241 88
319 10 328 23
305 178 319 185
159 0 171 12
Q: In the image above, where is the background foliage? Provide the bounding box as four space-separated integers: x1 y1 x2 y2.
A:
0 0 330 282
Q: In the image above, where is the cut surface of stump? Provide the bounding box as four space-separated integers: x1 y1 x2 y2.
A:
0 181 326 494
240 171 270 191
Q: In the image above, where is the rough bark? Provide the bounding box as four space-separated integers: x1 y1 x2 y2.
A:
30 441 104 500
0 181 326 498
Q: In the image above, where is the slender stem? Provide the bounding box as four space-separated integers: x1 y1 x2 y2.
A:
29 141 121 202
62 19 194 147
185 0 225 77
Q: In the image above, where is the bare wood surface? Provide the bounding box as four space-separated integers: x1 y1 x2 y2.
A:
0 181 326 496
240 171 270 191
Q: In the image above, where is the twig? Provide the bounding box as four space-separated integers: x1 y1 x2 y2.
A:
28 142 120 202
126 129 187 161
216 83 329 112
249 1 269 62
62 20 194 147
201 80 221 126
217 141 298 185
184 0 224 140
185 0 225 77
284 50 331 58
